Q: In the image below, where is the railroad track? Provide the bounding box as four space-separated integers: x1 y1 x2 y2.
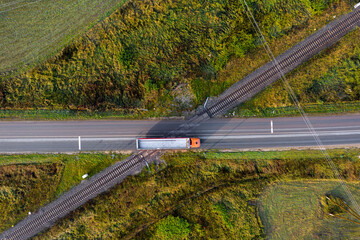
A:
0 150 162 240
2 6 360 240
170 5 360 135
202 7 360 117
169 7 360 138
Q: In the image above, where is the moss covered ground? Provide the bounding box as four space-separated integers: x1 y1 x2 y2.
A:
260 180 360 239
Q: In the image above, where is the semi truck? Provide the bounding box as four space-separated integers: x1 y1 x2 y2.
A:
136 138 200 150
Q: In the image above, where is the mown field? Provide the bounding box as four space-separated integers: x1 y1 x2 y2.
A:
0 0 128 76
2 0 360 119
1 149 360 239
260 180 360 239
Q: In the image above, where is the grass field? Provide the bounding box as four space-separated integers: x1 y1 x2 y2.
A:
1 101 360 121
260 180 360 239
225 1 360 117
1 149 360 238
0 0 128 76
2 0 357 116
0 101 360 120
0 152 128 232
191 1 356 104
0 108 181 120
227 101 360 118
0 1 360 119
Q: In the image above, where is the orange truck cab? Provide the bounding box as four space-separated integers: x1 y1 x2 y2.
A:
190 138 201 148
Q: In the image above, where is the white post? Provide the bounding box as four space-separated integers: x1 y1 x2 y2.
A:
204 97 209 108
78 136 81 151
270 120 273 134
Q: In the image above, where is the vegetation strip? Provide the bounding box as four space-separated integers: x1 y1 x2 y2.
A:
1 149 360 238
2 0 358 119
0 0 129 76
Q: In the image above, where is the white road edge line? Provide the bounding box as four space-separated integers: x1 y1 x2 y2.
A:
0 130 360 142
203 131 360 139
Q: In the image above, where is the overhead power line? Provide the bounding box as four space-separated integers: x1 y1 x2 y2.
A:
240 0 360 216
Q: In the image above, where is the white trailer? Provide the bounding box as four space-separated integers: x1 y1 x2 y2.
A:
136 138 200 150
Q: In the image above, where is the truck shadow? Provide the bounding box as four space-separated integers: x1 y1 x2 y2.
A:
143 119 185 138
142 117 248 150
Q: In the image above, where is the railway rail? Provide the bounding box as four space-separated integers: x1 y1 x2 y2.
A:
200 6 360 118
1 6 360 240
169 6 360 135
0 150 161 240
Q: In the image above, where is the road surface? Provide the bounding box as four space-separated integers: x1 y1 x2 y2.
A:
0 114 359 153
2 6 360 239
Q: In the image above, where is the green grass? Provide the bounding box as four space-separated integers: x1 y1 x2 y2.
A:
0 0 128 76
1 0 350 116
1 101 360 121
227 101 360 118
1 149 360 238
151 216 191 240
0 162 63 232
260 180 360 239
21 149 360 239
0 109 171 120
0 154 60 165
191 1 353 96
1 101 360 120
205 149 360 162
36 151 268 239
54 153 129 196
228 7 360 118
1 0 359 119
0 152 128 232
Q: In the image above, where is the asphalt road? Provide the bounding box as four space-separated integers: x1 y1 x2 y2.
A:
2 7 360 240
0 114 359 153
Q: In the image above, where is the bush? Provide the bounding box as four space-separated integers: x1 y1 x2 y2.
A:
0 0 342 112
152 216 191 240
